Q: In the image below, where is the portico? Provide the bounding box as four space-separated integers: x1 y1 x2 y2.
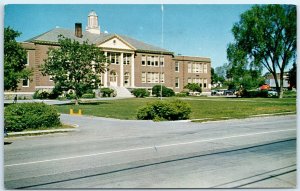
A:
98 35 136 88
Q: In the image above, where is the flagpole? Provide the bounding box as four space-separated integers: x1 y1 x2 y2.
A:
160 3 164 101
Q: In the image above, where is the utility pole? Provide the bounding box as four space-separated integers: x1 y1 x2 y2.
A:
160 3 164 100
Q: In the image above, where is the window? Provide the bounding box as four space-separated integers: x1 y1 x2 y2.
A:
116 53 120 64
200 78 203 88
151 56 154 66
204 63 208 73
22 78 29 87
142 55 146 66
175 77 179 88
123 54 128 65
108 52 120 64
195 63 200 73
154 56 159 67
200 63 203 73
147 72 152 83
160 73 165 83
175 62 179 72
160 56 164 67
187 78 192 84
188 62 192 73
147 56 151 66
154 73 159 83
142 72 146 83
204 79 207 88
109 71 117 82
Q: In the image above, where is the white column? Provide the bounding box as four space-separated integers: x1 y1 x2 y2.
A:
131 53 135 87
104 52 108 87
120 53 124 87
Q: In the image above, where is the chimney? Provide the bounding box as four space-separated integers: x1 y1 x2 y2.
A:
75 23 83 38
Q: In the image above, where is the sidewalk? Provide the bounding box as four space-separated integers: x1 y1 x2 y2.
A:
5 127 79 137
4 97 131 105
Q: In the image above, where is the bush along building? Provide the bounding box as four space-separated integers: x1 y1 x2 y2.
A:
6 11 211 98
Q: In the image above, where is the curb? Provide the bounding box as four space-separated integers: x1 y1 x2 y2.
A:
5 124 79 137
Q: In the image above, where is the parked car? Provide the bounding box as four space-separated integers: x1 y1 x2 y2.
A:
216 90 224 96
268 89 278 97
260 84 271 90
211 90 217 96
224 89 235 95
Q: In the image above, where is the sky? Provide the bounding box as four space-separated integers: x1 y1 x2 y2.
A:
3 4 261 68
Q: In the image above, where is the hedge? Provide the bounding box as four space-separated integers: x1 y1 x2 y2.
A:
4 103 61 132
132 88 150 98
137 99 191 121
152 85 175 97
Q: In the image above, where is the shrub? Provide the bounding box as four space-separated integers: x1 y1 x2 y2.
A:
152 85 175 97
137 99 191 121
66 92 76 100
33 90 50 99
81 93 95 99
184 83 202 93
176 93 187 97
243 90 269 98
4 103 61 132
132 88 150 98
101 88 115 97
33 88 62 100
283 91 296 98
48 86 63 99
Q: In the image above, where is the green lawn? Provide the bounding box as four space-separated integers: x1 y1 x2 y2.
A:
54 97 296 121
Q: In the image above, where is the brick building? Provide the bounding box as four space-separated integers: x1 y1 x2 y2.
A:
5 11 211 98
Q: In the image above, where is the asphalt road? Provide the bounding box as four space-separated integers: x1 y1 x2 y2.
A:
4 115 297 189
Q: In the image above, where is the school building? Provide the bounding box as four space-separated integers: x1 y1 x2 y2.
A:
6 11 211 98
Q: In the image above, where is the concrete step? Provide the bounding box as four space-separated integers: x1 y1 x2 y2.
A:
109 86 134 98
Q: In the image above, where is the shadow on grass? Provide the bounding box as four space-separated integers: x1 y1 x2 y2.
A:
59 101 111 106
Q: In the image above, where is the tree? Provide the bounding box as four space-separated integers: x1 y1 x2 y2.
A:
152 85 175 97
4 27 31 91
184 83 202 93
287 63 296 89
228 5 296 98
41 35 108 105
227 44 265 90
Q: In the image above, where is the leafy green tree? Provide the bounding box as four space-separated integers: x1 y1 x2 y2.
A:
184 83 202 93
152 85 175 97
287 63 296 89
228 5 296 98
4 27 31 91
42 35 108 105
226 44 265 90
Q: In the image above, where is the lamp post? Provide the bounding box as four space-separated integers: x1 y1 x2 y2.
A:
160 3 164 101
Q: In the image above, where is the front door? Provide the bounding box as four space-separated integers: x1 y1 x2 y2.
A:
124 73 130 87
109 71 118 86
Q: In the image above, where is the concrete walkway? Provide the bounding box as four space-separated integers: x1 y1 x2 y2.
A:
4 97 132 105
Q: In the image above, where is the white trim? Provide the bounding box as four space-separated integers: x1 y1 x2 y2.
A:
131 53 135 87
26 51 30 66
120 52 124 87
104 52 108 87
175 62 179 72
35 86 55 89
4 92 34 95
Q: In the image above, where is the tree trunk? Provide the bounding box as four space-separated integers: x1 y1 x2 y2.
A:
279 71 284 98
271 72 280 98
75 98 79 105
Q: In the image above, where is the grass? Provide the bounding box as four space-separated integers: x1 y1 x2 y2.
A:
23 124 76 132
54 97 296 121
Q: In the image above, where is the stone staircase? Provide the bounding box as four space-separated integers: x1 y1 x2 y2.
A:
109 86 134 98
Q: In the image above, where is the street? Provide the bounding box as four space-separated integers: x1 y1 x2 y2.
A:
4 115 297 188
